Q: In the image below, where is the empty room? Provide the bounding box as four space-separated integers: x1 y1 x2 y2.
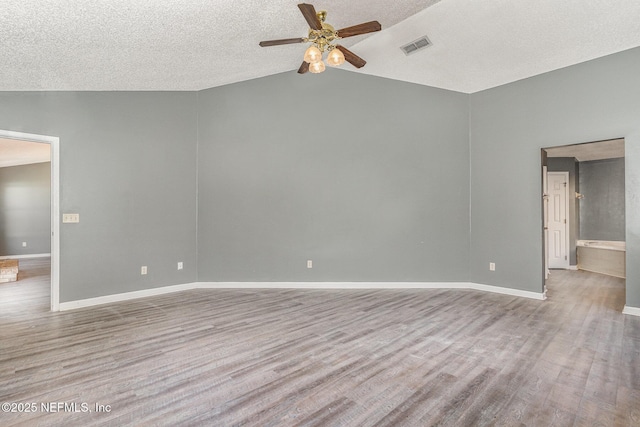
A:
1 1 639 425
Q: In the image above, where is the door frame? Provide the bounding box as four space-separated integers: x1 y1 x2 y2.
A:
542 164 549 279
0 129 60 311
547 171 570 269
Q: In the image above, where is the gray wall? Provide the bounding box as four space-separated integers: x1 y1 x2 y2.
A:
0 92 198 302
627 137 640 308
197 70 470 282
547 157 579 265
2 48 639 310
579 158 625 241
470 47 640 308
0 162 51 256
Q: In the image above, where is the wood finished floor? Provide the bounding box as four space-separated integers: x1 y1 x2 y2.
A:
1 259 639 426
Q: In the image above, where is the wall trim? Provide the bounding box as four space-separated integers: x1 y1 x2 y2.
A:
195 281 469 290
469 282 546 300
0 253 51 260
197 281 546 300
58 282 197 311
58 281 546 311
623 306 640 317
567 265 578 271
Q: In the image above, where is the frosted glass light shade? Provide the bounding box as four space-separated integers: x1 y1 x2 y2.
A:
326 48 345 67
303 46 322 63
309 60 326 73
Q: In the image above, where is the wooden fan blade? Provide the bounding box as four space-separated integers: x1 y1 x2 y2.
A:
298 61 310 74
336 45 366 68
336 21 382 38
298 3 322 30
259 38 306 47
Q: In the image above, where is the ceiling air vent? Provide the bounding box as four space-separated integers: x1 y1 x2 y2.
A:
400 36 432 56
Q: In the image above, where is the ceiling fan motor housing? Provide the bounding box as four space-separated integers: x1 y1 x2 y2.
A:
307 21 340 52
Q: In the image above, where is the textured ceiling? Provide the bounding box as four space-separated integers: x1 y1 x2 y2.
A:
1 0 639 93
546 139 625 162
0 0 440 91
353 0 640 93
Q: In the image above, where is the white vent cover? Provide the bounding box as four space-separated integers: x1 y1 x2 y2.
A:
400 36 432 55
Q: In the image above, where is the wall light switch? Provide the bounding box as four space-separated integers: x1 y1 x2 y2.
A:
22 242 27 247
141 266 148 275
307 260 313 269
489 262 496 271
62 213 80 223
177 262 183 270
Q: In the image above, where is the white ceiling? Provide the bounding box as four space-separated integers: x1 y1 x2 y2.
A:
0 1 639 93
0 138 51 168
353 0 640 93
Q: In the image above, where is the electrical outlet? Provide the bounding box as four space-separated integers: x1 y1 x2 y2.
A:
22 242 27 247
489 262 496 271
62 213 80 223
307 260 313 269
141 266 147 275
177 262 183 270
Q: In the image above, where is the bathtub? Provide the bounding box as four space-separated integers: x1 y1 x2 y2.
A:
577 240 626 278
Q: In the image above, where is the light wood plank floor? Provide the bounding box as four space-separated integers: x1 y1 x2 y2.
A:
1 259 639 426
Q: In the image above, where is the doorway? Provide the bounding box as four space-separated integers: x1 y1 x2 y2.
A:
542 138 626 297
0 129 60 311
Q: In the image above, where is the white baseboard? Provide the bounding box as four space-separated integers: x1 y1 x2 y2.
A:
0 253 51 260
58 282 197 311
468 282 546 300
197 281 546 300
623 306 640 317
59 281 545 311
194 281 472 290
567 265 578 271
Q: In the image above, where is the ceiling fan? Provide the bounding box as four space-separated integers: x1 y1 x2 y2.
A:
259 3 381 74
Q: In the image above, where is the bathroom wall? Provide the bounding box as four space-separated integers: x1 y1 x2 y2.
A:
579 157 625 241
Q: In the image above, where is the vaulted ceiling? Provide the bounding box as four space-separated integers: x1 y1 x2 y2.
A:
2 0 640 93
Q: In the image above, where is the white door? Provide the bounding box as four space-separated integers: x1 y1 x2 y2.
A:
547 172 569 269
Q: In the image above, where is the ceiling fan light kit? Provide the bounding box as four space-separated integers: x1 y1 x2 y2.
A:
326 48 345 67
303 46 322 63
259 3 381 75
309 60 326 74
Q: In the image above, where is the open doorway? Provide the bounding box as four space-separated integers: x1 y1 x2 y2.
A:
541 138 626 299
0 129 60 311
